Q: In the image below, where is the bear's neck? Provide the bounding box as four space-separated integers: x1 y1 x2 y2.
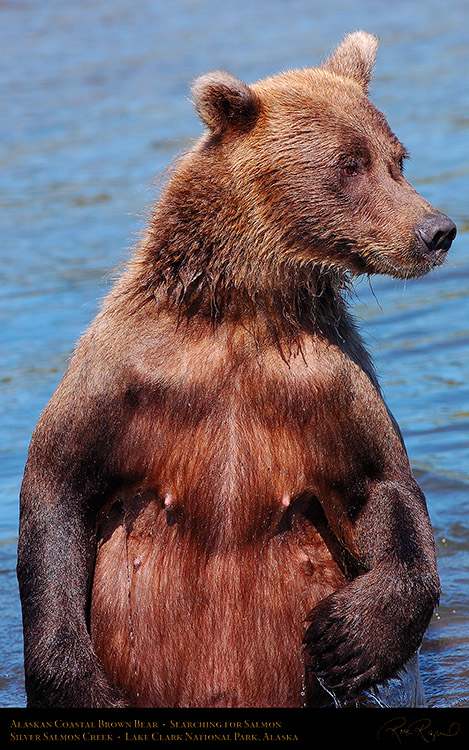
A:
115 163 354 350
120 248 352 361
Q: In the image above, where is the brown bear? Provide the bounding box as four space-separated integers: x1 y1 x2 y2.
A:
18 31 456 708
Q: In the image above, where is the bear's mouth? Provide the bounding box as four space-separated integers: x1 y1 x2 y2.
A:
381 214 457 279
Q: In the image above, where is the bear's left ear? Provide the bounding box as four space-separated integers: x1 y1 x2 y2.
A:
192 71 260 135
323 31 379 93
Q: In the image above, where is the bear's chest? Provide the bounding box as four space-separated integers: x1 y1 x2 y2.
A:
122 363 325 539
117 328 378 545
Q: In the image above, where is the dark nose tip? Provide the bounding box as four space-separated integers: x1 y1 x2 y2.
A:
417 214 457 255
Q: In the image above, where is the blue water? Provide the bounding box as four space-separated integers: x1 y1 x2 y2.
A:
1 0 468 708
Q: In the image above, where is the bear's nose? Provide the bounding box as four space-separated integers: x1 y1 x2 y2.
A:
416 214 457 256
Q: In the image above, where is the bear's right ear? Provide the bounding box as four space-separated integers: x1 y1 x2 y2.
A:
192 71 260 135
323 31 379 93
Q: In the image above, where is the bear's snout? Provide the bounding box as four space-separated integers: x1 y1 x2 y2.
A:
415 213 457 262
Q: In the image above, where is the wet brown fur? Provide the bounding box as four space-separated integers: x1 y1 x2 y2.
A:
18 32 452 708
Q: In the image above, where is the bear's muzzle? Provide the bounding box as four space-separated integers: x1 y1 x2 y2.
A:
415 212 457 264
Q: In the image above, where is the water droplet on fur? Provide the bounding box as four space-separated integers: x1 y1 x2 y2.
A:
317 677 342 708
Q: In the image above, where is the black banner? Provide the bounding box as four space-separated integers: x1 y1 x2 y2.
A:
2 708 468 748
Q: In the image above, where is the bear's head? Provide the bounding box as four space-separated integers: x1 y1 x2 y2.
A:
190 32 456 286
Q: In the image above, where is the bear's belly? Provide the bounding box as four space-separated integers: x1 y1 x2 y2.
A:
90 496 347 707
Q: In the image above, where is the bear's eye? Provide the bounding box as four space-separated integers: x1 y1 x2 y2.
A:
341 161 361 177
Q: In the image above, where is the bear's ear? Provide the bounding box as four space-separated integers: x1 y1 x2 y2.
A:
192 71 260 134
323 31 378 93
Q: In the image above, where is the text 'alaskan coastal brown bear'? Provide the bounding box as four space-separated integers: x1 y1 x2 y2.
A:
18 32 456 708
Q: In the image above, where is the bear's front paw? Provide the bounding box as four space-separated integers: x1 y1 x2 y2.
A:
26 651 131 708
302 587 396 702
